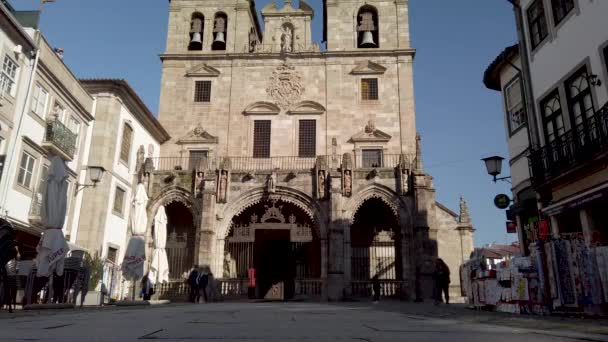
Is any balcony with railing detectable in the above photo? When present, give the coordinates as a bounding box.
[529,103,608,186]
[149,154,407,173]
[42,119,77,161]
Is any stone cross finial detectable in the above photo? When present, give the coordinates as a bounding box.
[459,196,471,224]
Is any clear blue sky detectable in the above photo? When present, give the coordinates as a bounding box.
[13,0,518,247]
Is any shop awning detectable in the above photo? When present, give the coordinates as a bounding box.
[542,182,608,216]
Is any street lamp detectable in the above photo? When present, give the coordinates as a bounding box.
[482,156,511,183]
[75,166,106,194]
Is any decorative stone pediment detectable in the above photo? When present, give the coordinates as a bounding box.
[243,101,281,115]
[185,63,221,77]
[350,120,392,143]
[350,60,387,75]
[177,124,218,145]
[287,101,326,115]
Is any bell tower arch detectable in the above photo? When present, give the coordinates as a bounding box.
[323,0,411,51]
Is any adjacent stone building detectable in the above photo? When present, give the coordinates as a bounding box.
[149,0,474,301]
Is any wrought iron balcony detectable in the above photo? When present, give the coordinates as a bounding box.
[150,154,408,173]
[42,119,77,161]
[529,103,608,186]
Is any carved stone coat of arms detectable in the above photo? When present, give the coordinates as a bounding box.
[266,63,305,110]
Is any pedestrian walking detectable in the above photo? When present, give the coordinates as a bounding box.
[371,275,381,303]
[187,266,199,303]
[140,274,154,301]
[196,268,209,303]
[433,258,450,305]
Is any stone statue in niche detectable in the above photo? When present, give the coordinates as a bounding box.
[194,172,204,198]
[401,169,410,195]
[318,170,326,200]
[267,172,277,193]
[343,170,352,197]
[281,25,293,53]
[217,170,228,203]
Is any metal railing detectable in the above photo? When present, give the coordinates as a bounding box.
[150,154,410,173]
[529,103,608,185]
[350,280,407,298]
[43,119,77,159]
[295,279,324,297]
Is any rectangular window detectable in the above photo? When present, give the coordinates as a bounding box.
[1,55,18,96]
[17,151,36,189]
[298,120,316,158]
[566,66,595,128]
[119,124,133,164]
[31,85,49,117]
[551,0,574,25]
[505,77,526,134]
[527,0,549,49]
[107,246,118,263]
[189,150,208,171]
[113,187,126,215]
[194,80,212,103]
[541,90,565,143]
[362,149,383,168]
[253,120,271,158]
[361,78,379,101]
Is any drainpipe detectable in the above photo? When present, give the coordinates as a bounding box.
[0,31,41,215]
[507,0,540,148]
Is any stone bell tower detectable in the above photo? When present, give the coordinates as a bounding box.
[323,0,411,51]
[163,0,262,54]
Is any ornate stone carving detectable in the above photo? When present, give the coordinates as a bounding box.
[217,170,229,203]
[317,170,326,200]
[194,172,204,198]
[280,24,294,53]
[177,124,219,145]
[401,169,409,195]
[266,63,305,110]
[267,172,277,193]
[343,170,352,197]
[261,200,285,223]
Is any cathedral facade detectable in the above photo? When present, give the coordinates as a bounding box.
[146,0,474,301]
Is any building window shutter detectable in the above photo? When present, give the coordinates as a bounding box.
[194,81,212,103]
[298,120,316,158]
[253,120,271,158]
[120,124,133,164]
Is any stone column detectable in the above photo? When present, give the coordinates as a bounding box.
[326,172,345,301]
[198,173,217,269]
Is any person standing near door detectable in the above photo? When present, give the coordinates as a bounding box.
[371,275,381,303]
[187,266,199,303]
[197,268,209,303]
[433,258,451,305]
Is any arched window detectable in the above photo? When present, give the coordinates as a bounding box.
[212,12,228,51]
[189,12,204,51]
[357,6,379,49]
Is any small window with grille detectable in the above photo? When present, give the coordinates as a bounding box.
[194,81,212,103]
[253,120,271,158]
[298,120,316,158]
[362,149,383,168]
[361,78,378,101]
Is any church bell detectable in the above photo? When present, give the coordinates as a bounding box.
[190,32,202,45]
[214,31,226,44]
[360,31,376,48]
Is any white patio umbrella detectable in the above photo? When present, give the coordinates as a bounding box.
[121,183,148,281]
[36,155,69,278]
[149,205,169,285]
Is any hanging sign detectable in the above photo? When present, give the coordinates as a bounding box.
[494,194,511,209]
[506,221,517,234]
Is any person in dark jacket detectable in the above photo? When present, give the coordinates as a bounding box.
[433,258,451,305]
[196,269,209,303]
[371,275,381,303]
[187,266,199,303]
